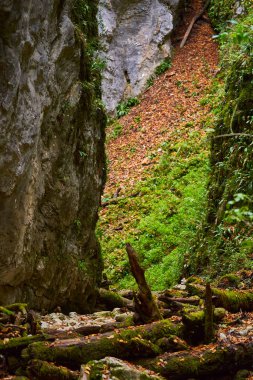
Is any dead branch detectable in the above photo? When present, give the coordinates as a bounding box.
[126,243,162,323]
[180,0,211,48]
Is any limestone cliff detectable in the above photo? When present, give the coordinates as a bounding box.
[0,0,106,312]
[98,0,183,113]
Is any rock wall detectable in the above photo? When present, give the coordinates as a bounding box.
[98,0,183,113]
[0,0,106,312]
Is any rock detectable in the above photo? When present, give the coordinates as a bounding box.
[0,1,106,312]
[80,357,164,380]
[98,0,183,113]
[219,332,228,342]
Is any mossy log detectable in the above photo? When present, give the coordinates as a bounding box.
[187,283,253,312]
[158,296,200,306]
[97,288,134,310]
[126,243,162,323]
[4,304,27,314]
[139,342,253,379]
[0,334,50,355]
[212,288,253,312]
[22,320,182,369]
[27,359,79,380]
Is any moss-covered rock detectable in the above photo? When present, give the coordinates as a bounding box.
[217,273,241,288]
[81,357,164,380]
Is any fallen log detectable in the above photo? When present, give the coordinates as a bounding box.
[139,342,253,379]
[126,243,162,323]
[187,283,253,312]
[0,335,50,355]
[27,359,79,380]
[158,296,200,306]
[22,319,183,369]
[97,288,134,310]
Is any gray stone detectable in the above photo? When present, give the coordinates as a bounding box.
[98,0,182,113]
[0,0,106,312]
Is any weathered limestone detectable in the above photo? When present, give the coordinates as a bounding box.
[98,0,183,113]
[0,0,106,311]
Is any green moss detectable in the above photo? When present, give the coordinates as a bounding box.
[188,8,253,279]
[23,320,182,369]
[98,288,129,309]
[213,288,253,312]
[0,306,15,316]
[217,273,240,288]
[0,335,48,354]
[98,130,209,290]
[28,359,78,380]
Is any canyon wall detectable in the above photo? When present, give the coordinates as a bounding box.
[0,0,106,312]
[98,0,183,113]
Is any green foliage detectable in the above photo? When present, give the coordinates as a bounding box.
[209,0,252,31]
[187,8,253,278]
[146,58,172,88]
[107,122,124,139]
[116,98,140,118]
[155,58,172,76]
[98,131,209,290]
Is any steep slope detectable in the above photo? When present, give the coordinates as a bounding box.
[0,0,105,311]
[98,0,218,288]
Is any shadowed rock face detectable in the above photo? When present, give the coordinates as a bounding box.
[0,0,106,312]
[98,0,182,113]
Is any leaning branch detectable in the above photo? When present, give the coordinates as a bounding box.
[212,133,253,139]
[180,0,211,48]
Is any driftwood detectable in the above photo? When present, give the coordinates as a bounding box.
[22,319,182,369]
[126,243,162,323]
[139,342,253,379]
[180,0,211,48]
